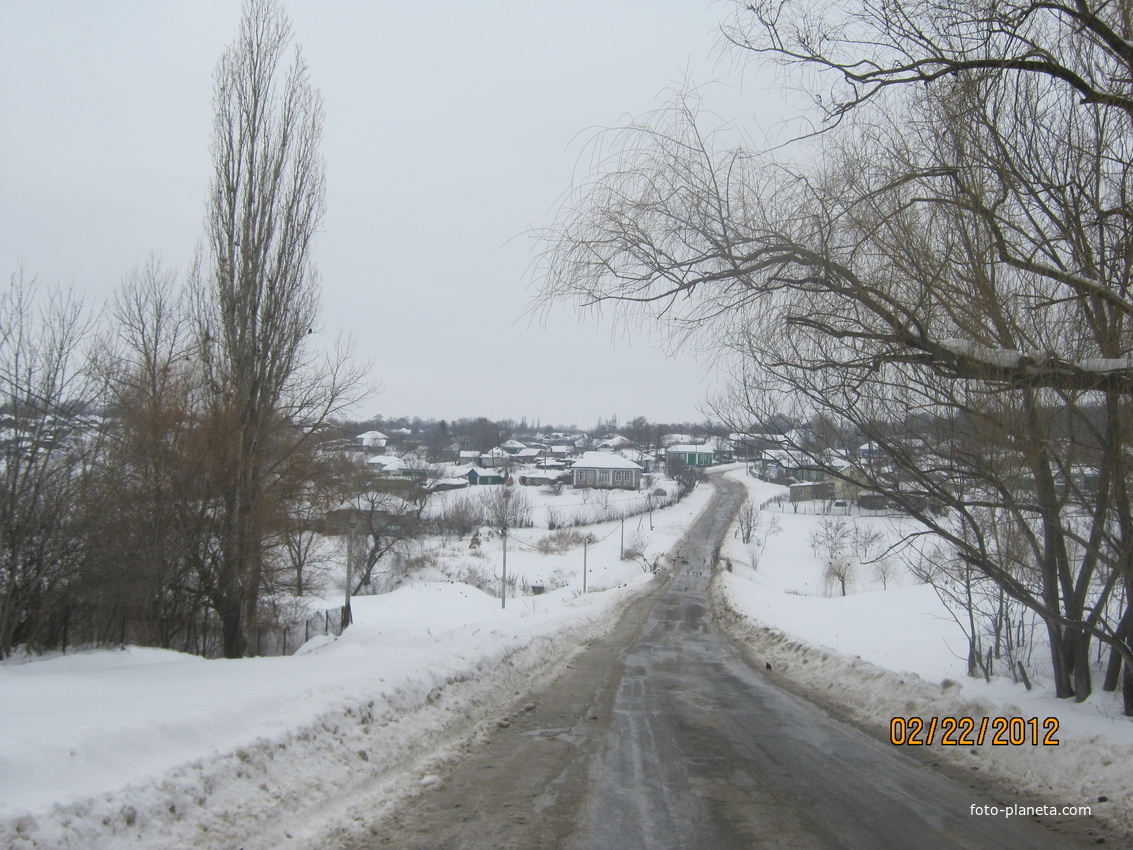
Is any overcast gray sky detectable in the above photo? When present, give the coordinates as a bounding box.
[1,1,793,429]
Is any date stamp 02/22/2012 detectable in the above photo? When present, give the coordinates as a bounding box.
[889,716,1060,747]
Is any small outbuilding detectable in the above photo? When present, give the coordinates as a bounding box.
[467,467,505,486]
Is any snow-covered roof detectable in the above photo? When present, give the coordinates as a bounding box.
[572,451,643,471]
[330,495,415,514]
[763,448,820,468]
[519,471,559,481]
[467,466,504,478]
[365,454,405,471]
[617,449,652,463]
[357,430,388,445]
[432,476,470,489]
[667,443,715,454]
[596,435,633,449]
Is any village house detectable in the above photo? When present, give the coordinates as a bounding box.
[356,430,389,453]
[703,435,734,462]
[518,470,566,487]
[365,454,405,474]
[571,451,644,490]
[325,495,417,536]
[481,446,513,468]
[828,464,869,501]
[595,434,634,451]
[617,448,655,473]
[666,443,716,467]
[759,448,826,482]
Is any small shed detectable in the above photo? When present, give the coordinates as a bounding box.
[467,467,505,486]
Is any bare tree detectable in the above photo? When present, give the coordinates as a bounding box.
[348,471,431,595]
[0,272,99,657]
[481,482,534,534]
[871,558,898,591]
[736,501,757,544]
[86,258,208,652]
[726,0,1133,122]
[191,0,366,657]
[823,557,855,598]
[535,0,1133,709]
[279,446,348,598]
[480,482,533,607]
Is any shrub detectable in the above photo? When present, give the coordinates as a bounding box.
[622,531,648,561]
[432,492,481,537]
[536,528,596,554]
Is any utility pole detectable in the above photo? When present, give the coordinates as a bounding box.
[501,527,508,609]
[343,515,355,630]
[583,540,588,593]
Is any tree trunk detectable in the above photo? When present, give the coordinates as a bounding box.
[1103,607,1132,692]
[1069,630,1092,702]
[218,596,245,658]
[1123,663,1133,718]
[1046,621,1074,698]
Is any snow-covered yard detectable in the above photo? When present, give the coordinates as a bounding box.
[0,481,711,850]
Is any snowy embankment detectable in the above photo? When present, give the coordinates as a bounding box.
[715,469,1133,835]
[0,483,713,850]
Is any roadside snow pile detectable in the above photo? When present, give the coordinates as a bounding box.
[716,469,1133,834]
[0,579,648,850]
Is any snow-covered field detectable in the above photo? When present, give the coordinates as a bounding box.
[717,468,1133,835]
[0,480,712,850]
[6,464,1133,846]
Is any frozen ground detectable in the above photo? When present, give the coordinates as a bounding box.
[0,481,711,850]
[716,468,1133,835]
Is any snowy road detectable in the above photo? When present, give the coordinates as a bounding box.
[346,474,1076,849]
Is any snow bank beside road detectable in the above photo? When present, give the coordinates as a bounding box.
[0,579,651,850]
[714,594,1133,835]
[716,468,1133,836]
